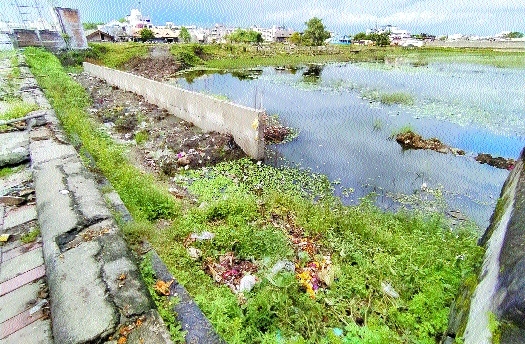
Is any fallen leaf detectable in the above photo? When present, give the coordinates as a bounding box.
[118,273,127,281]
[117,336,127,344]
[154,279,174,296]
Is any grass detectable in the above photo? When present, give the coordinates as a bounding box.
[87,42,525,73]
[0,101,39,122]
[20,229,40,244]
[28,47,485,343]
[0,166,24,178]
[362,90,415,106]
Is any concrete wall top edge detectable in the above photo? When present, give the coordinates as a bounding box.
[83,62,265,114]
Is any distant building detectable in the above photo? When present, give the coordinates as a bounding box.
[125,9,153,37]
[331,34,352,44]
[251,25,295,42]
[86,29,117,42]
[207,24,236,43]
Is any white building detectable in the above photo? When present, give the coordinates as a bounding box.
[207,24,236,43]
[367,25,411,39]
[125,9,152,36]
[251,25,295,42]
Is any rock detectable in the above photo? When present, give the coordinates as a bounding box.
[475,153,515,170]
[0,196,25,206]
[0,132,29,167]
[177,156,190,166]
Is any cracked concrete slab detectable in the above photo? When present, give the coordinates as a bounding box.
[47,240,118,343]
[34,163,78,241]
[99,234,152,318]
[3,205,37,231]
[29,139,77,166]
[0,132,29,167]
[67,174,112,223]
[126,310,174,344]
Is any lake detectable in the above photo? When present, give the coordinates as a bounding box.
[173,60,525,229]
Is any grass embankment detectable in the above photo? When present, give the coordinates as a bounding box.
[86,42,525,72]
[25,47,484,343]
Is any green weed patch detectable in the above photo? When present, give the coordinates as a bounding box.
[150,158,484,343]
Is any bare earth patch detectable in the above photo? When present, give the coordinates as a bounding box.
[73,72,246,179]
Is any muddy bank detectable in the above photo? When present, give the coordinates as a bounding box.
[396,131,515,170]
[396,130,465,155]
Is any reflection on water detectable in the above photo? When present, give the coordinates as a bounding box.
[173,61,525,229]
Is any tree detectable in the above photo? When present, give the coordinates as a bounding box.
[82,22,104,30]
[506,31,524,38]
[353,32,367,41]
[289,32,302,45]
[179,26,191,43]
[226,29,263,43]
[139,28,154,42]
[369,32,390,46]
[302,17,330,46]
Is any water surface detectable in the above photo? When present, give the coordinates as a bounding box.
[173,61,525,229]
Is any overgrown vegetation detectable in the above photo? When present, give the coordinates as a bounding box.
[87,42,525,72]
[145,158,484,343]
[140,254,186,342]
[0,101,39,131]
[0,165,24,178]
[26,47,486,343]
[24,48,177,221]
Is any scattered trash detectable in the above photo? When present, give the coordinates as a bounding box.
[0,234,10,242]
[29,299,48,315]
[59,189,69,195]
[270,260,295,276]
[187,247,202,260]
[332,328,344,337]
[475,153,516,170]
[238,274,257,293]
[381,281,400,298]
[204,252,258,293]
[190,231,215,240]
[296,257,333,299]
[395,131,465,156]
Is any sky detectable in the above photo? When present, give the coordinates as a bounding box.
[1,0,524,36]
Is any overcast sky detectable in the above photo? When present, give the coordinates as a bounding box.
[2,0,524,36]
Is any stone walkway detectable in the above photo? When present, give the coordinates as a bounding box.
[0,155,52,343]
[0,54,173,343]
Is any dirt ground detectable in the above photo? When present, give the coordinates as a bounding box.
[124,46,183,81]
[73,71,246,181]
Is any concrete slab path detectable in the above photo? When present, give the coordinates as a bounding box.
[0,53,175,343]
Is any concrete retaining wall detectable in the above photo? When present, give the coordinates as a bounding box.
[83,62,266,159]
